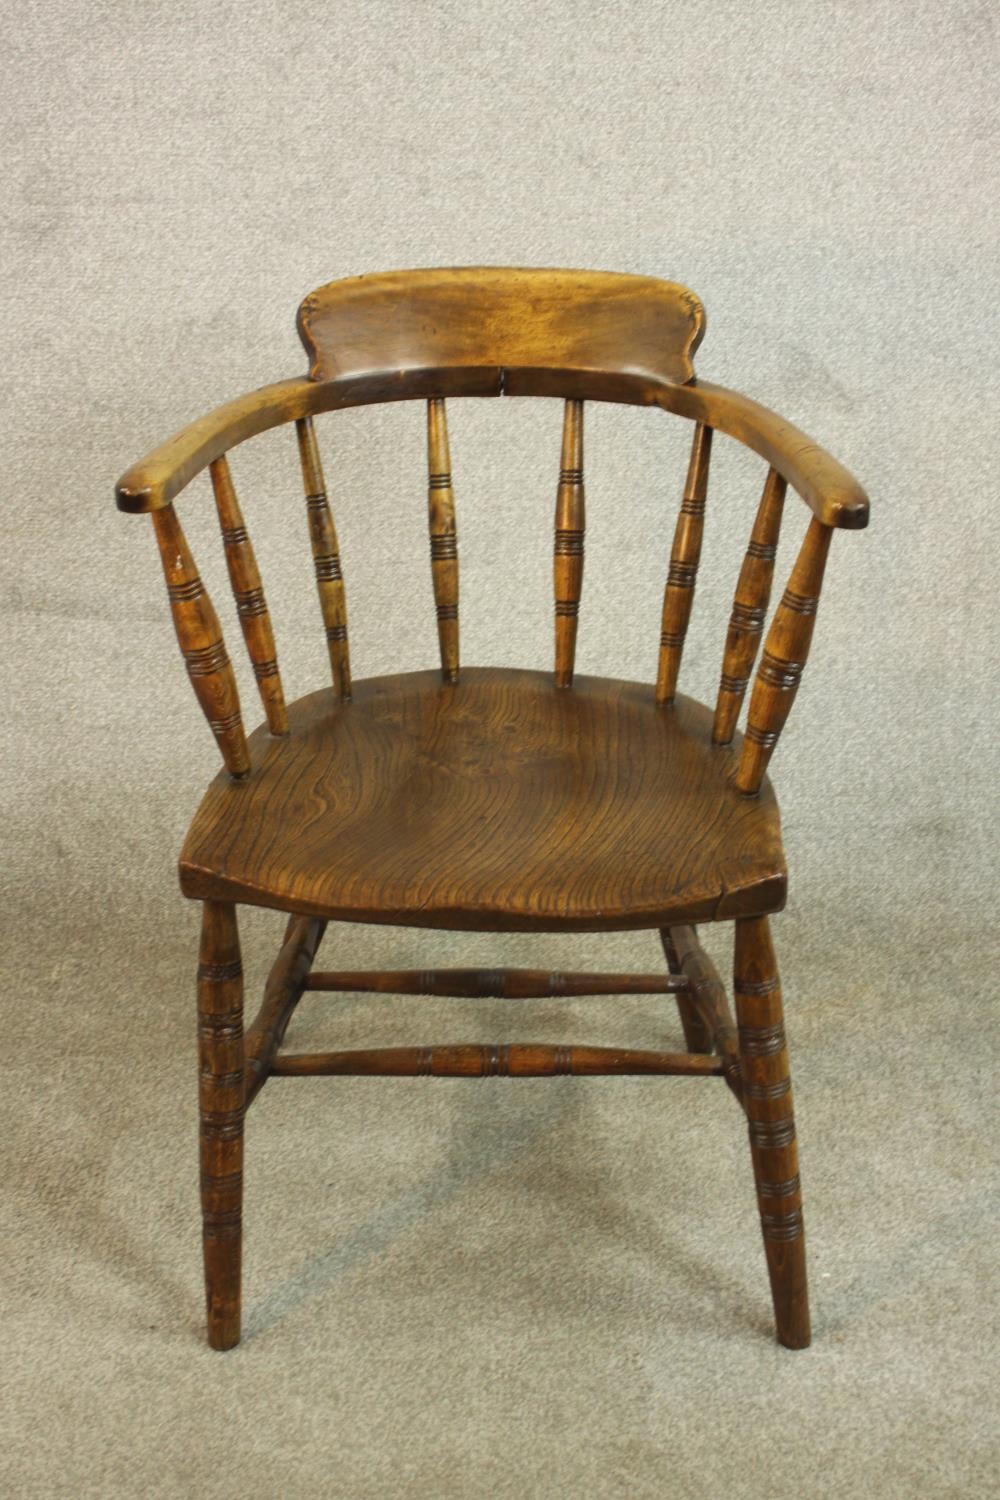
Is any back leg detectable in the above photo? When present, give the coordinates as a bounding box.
[660,926,713,1053]
[734,915,810,1349]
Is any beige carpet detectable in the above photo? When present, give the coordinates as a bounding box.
[3,1,998,1495]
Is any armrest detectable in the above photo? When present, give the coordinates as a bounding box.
[115,369,870,531]
[115,378,318,512]
[114,365,507,512]
[662,379,870,530]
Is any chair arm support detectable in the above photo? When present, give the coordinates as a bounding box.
[661,380,870,530]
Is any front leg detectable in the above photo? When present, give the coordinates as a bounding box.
[197,900,244,1349]
[734,915,810,1348]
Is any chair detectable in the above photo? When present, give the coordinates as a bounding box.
[115,268,869,1351]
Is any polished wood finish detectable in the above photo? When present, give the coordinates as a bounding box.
[244,915,326,1107]
[197,900,244,1350]
[662,925,743,1101]
[151,504,249,778]
[179,669,786,930]
[116,267,869,1350]
[271,1043,725,1079]
[736,518,832,795]
[656,423,712,704]
[296,416,351,699]
[115,376,867,530]
[554,400,585,686]
[713,467,786,745]
[297,267,705,388]
[661,926,713,1054]
[734,916,809,1349]
[210,455,288,736]
[426,398,459,682]
[303,967,687,997]
[116,273,867,530]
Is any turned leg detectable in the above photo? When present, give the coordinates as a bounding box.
[660,926,713,1053]
[197,900,244,1350]
[734,915,810,1349]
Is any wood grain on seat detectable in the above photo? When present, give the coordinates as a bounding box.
[180,668,786,930]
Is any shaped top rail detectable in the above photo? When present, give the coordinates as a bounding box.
[297,267,706,389]
[114,266,867,529]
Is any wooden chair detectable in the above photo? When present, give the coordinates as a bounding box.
[115,268,869,1351]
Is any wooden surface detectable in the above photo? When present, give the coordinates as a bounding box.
[662,924,743,1100]
[115,372,868,529]
[270,1044,727,1079]
[656,422,712,704]
[713,467,786,745]
[426,398,460,681]
[736,517,832,795]
[553,399,585,686]
[295,417,351,699]
[115,372,869,531]
[151,504,249,778]
[297,266,705,387]
[210,455,288,736]
[114,267,867,531]
[662,926,713,1054]
[302,967,688,997]
[180,668,786,930]
[197,900,243,1351]
[244,914,325,1107]
[113,267,862,1350]
[735,915,810,1349]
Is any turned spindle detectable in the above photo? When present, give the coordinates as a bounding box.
[210,455,288,736]
[271,1043,725,1079]
[427,398,459,682]
[713,467,786,745]
[303,967,688,998]
[554,399,585,687]
[736,518,832,794]
[151,504,249,777]
[656,422,713,705]
[295,416,351,699]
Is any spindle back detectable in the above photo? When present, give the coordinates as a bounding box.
[117,269,868,797]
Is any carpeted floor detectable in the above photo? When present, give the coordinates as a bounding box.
[3,2,998,1496]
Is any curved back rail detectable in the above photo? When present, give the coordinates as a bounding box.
[116,268,868,790]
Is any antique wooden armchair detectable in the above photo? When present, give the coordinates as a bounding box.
[115,268,869,1351]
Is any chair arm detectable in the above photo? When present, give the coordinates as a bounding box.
[115,378,319,513]
[115,371,870,531]
[662,379,870,530]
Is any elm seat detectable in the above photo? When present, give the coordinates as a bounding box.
[179,667,786,930]
[114,266,869,1354]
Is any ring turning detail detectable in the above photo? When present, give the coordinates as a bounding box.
[114,266,869,1352]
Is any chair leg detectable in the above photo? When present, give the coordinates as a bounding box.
[197,900,244,1350]
[733,915,810,1349]
[659,926,713,1053]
